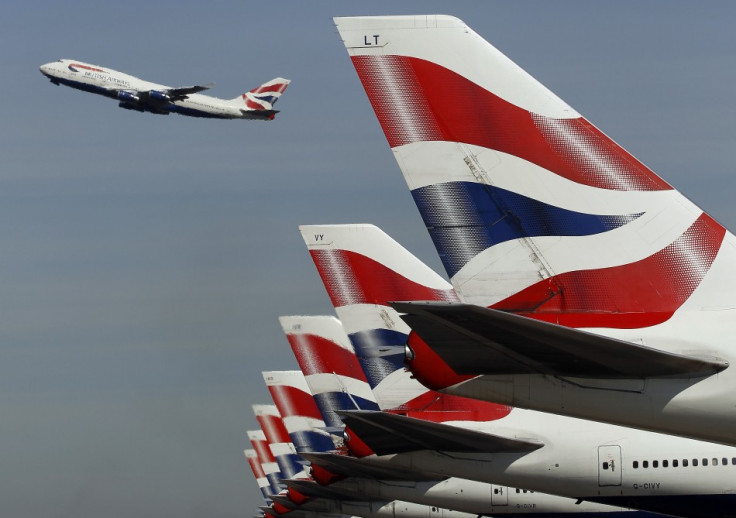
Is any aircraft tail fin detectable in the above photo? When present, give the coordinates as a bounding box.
[245,449,275,500]
[299,223,513,423]
[253,404,307,479]
[248,429,284,494]
[279,315,380,429]
[239,77,290,119]
[334,15,735,330]
[263,370,336,454]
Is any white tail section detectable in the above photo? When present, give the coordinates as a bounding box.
[334,15,736,335]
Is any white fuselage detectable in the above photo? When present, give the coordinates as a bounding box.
[40,59,256,119]
[294,495,640,518]
[323,477,646,516]
[347,406,736,518]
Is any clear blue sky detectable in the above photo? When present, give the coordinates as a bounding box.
[4,1,736,516]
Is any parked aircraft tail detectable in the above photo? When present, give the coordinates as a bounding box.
[279,315,380,429]
[300,223,511,421]
[253,404,306,480]
[248,429,284,494]
[334,15,735,331]
[245,449,275,500]
[263,370,336,454]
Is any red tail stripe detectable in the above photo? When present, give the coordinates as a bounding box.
[268,385,324,421]
[493,212,726,328]
[352,55,671,192]
[246,455,267,479]
[256,414,292,445]
[251,437,277,463]
[249,84,287,94]
[287,333,370,382]
[310,249,459,308]
[244,97,266,109]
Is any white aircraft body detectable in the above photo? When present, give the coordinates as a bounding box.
[39,59,289,119]
[267,369,638,518]
[293,223,736,518]
[334,15,736,446]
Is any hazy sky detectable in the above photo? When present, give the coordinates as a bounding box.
[4,1,736,517]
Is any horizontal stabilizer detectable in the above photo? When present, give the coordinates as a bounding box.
[394,302,728,379]
[282,478,362,500]
[339,410,542,455]
[300,452,442,481]
[260,506,280,518]
[270,494,299,510]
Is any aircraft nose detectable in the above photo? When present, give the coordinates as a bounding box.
[39,63,52,76]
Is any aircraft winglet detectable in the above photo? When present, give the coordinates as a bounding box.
[338,410,542,455]
[394,301,729,379]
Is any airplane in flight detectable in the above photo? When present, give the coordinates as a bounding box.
[334,15,736,446]
[39,59,289,119]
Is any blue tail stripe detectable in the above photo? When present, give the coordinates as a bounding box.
[312,392,380,428]
[412,181,642,278]
[254,94,278,104]
[274,452,303,479]
[265,472,282,493]
[348,329,409,388]
[288,429,335,454]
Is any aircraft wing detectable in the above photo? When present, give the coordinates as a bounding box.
[338,410,542,456]
[394,302,728,379]
[131,83,216,105]
[299,452,442,481]
[163,83,215,100]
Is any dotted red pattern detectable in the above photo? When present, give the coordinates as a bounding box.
[352,54,671,192]
[286,332,370,382]
[309,249,459,308]
[256,413,291,445]
[493,213,726,328]
[268,384,324,421]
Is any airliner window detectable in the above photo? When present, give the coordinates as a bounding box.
[713,458,718,466]
[653,460,659,468]
[602,462,609,470]
[633,461,639,469]
[663,460,668,468]
[732,457,736,465]
[723,457,728,465]
[683,459,689,467]
[693,459,699,466]
[643,461,649,468]
[703,458,708,466]
[673,460,679,467]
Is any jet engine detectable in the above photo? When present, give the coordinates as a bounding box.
[117,90,139,104]
[148,90,171,102]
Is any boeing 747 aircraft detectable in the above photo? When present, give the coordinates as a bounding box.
[39,59,289,120]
